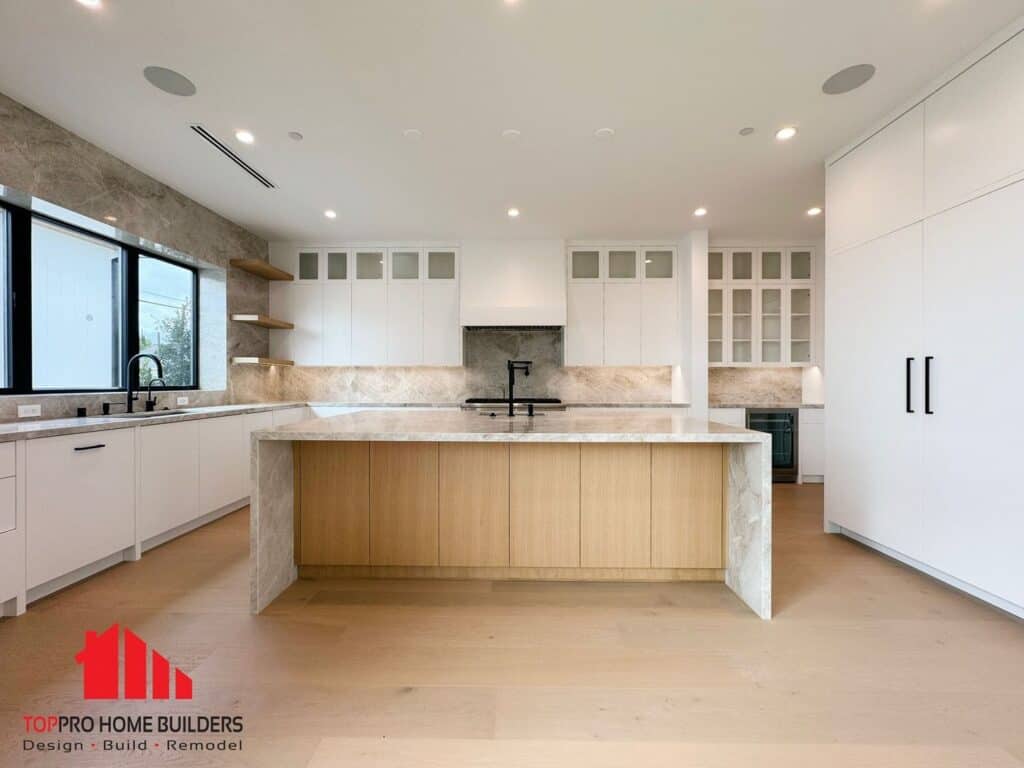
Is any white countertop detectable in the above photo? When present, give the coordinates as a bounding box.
[256,408,768,443]
[0,402,306,443]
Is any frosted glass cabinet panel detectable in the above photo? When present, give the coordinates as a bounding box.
[731,288,753,362]
[298,250,319,281]
[761,288,782,363]
[760,250,783,281]
[731,251,754,281]
[789,288,812,363]
[644,250,673,279]
[327,251,347,280]
[570,250,601,280]
[427,251,456,280]
[708,251,724,282]
[356,251,385,280]
[708,288,723,363]
[789,249,813,281]
[390,251,420,280]
[608,250,638,280]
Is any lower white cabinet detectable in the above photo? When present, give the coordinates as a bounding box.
[798,408,825,482]
[199,415,249,513]
[26,430,135,589]
[138,421,200,541]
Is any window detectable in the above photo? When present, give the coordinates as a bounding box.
[0,201,200,394]
[31,219,124,390]
[0,210,9,389]
[137,256,196,388]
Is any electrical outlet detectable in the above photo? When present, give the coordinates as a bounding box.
[18,404,41,418]
[176,396,189,406]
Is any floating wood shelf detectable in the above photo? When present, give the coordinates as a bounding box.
[229,259,294,281]
[231,357,294,367]
[231,314,295,330]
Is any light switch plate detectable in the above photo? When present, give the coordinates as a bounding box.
[18,404,41,418]
[176,396,189,406]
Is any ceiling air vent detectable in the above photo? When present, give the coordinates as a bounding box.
[189,125,275,189]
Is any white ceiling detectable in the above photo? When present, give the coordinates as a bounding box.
[1,1,1022,244]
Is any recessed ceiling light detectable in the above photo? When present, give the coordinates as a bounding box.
[324,209,337,219]
[822,64,876,95]
[403,128,423,139]
[142,66,197,97]
[807,207,823,216]
[76,0,101,8]
[693,207,708,217]
[739,127,755,136]
[507,207,520,218]
[775,126,798,141]
[103,215,117,222]
[501,128,521,140]
[288,131,304,142]
[235,129,255,145]
[594,127,615,139]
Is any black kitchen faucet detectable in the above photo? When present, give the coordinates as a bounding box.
[506,360,532,417]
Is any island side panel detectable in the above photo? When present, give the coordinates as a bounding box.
[250,437,298,613]
[725,438,773,619]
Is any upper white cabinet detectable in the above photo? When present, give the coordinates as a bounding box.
[827,104,925,254]
[710,246,817,366]
[925,30,1024,216]
[271,244,460,367]
[26,430,136,589]
[565,245,680,367]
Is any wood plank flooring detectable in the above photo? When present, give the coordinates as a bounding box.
[1,484,1023,767]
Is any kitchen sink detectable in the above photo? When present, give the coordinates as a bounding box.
[108,409,188,419]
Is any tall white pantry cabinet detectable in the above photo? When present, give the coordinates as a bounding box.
[825,24,1024,616]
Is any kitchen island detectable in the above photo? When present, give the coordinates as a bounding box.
[250,409,773,618]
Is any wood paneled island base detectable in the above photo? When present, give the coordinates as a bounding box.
[251,409,772,618]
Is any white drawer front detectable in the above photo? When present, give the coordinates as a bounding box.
[27,429,135,589]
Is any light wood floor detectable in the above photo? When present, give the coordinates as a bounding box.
[2,484,1023,767]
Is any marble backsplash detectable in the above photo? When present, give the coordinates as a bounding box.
[708,367,803,406]
[252,328,673,404]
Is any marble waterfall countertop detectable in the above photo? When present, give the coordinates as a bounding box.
[0,402,306,443]
[255,408,768,443]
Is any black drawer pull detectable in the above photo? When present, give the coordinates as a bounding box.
[74,443,106,452]
[925,356,934,415]
[905,357,915,413]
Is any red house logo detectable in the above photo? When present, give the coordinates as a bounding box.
[75,624,193,700]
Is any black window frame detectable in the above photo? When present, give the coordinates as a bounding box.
[0,199,200,395]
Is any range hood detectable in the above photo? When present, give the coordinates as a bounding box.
[459,239,567,327]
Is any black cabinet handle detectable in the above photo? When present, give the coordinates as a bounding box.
[74,443,106,452]
[925,356,934,414]
[905,357,915,413]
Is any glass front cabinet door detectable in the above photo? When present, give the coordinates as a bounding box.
[730,288,753,363]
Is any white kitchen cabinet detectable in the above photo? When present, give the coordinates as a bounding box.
[602,283,642,366]
[925,30,1024,216]
[708,408,746,428]
[351,250,388,365]
[423,283,460,365]
[199,415,248,514]
[26,429,135,589]
[798,408,825,482]
[788,287,814,365]
[322,282,352,366]
[246,410,275,433]
[708,287,724,364]
[727,249,755,283]
[0,449,22,616]
[565,284,604,366]
[640,281,678,365]
[918,180,1024,607]
[826,104,924,254]
[0,476,13,535]
[269,282,323,365]
[826,224,924,561]
[138,420,200,542]
[387,283,423,365]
